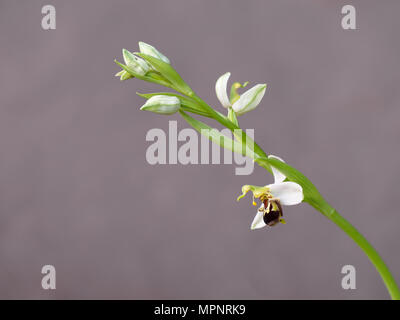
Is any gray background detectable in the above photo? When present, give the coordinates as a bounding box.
[0,0,399,299]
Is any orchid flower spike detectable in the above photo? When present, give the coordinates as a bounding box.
[237,155,304,230]
[215,72,267,116]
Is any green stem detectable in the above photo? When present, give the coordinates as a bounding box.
[257,151,400,299]
[182,92,400,299]
[187,92,271,173]
[312,203,400,299]
[133,66,400,299]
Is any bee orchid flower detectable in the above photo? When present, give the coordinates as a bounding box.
[115,42,400,299]
[215,72,267,116]
[237,155,304,229]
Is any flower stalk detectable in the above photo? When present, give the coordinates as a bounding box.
[329,209,400,300]
[114,42,400,299]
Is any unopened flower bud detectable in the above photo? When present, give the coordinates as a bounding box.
[138,41,170,64]
[122,49,150,76]
[140,95,180,115]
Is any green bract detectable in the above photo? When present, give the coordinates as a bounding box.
[179,110,256,159]
[136,53,194,96]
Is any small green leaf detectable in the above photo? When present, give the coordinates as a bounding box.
[179,110,256,159]
[186,95,268,161]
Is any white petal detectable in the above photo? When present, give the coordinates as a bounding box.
[251,211,267,230]
[268,155,286,183]
[138,41,170,64]
[215,72,232,108]
[268,182,303,206]
[232,84,266,115]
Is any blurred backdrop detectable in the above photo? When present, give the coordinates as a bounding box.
[0,0,399,299]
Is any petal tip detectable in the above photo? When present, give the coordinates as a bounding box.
[215,72,232,109]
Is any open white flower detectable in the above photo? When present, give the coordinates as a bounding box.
[237,155,303,230]
[215,72,267,116]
